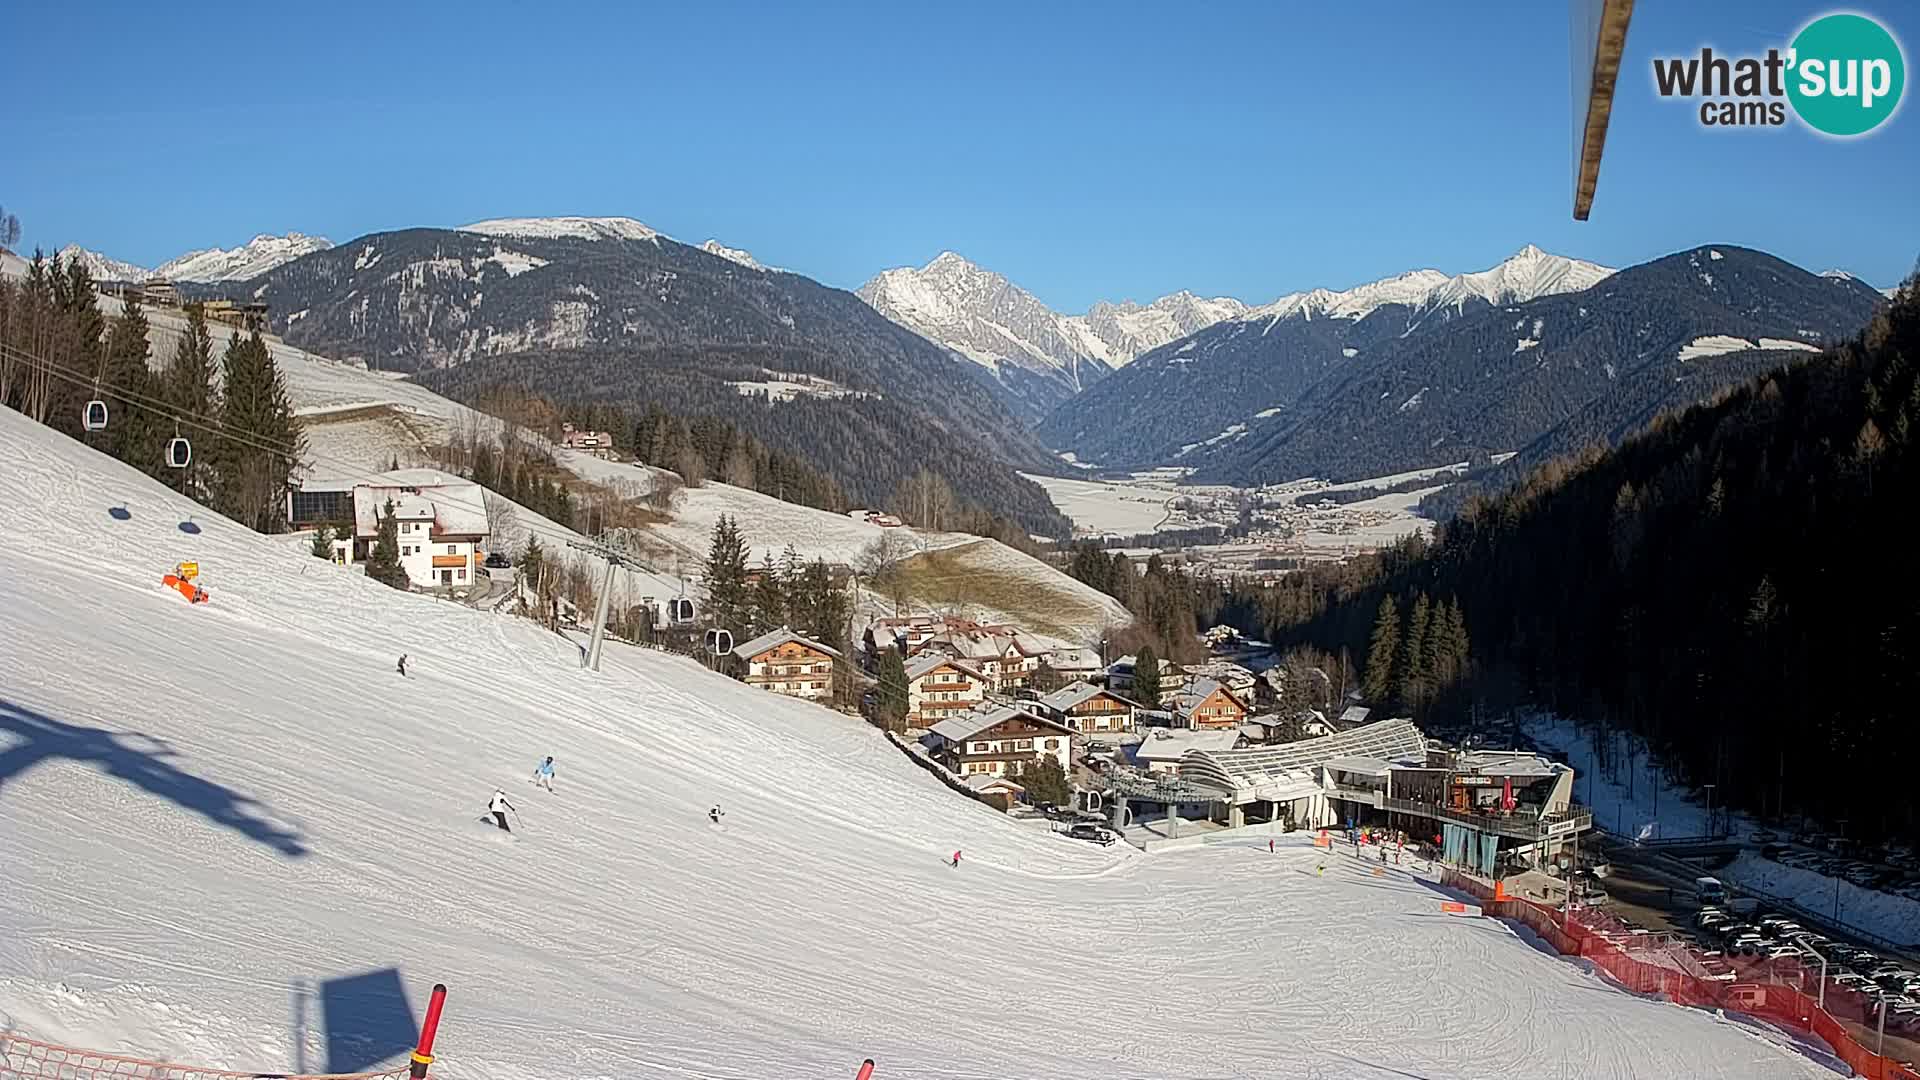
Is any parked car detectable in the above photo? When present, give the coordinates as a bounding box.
[1752,829,1781,844]
[1064,822,1116,846]
[484,552,512,569]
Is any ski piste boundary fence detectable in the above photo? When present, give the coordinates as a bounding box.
[1,986,453,1080]
[1,1036,880,1080]
[1444,870,1920,1080]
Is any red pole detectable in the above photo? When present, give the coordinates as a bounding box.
[409,984,448,1079]
[854,1059,875,1080]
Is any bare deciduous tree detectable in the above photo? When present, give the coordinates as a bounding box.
[856,530,923,614]
[645,470,684,512]
[483,491,521,555]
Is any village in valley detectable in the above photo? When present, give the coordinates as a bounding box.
[273,389,1592,875]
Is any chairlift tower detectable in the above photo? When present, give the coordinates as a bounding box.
[567,539,650,672]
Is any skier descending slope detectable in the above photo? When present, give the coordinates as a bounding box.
[530,756,556,792]
[396,653,409,677]
[708,805,724,825]
[486,789,516,832]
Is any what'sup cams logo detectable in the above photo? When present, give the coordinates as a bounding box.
[1653,12,1905,136]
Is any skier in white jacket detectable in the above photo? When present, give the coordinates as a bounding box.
[487,789,516,832]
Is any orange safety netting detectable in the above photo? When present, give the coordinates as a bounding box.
[1444,869,1920,1080]
[0,1035,416,1080]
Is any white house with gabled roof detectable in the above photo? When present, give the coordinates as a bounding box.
[349,469,490,591]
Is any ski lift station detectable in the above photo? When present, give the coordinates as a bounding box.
[1105,719,1592,870]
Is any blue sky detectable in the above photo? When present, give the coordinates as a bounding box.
[3,0,1914,310]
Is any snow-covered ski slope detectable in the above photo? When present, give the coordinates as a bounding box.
[0,410,1832,1079]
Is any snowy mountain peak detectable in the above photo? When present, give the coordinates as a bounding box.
[858,252,1250,411]
[1243,248,1612,325]
[153,232,333,282]
[460,216,664,244]
[54,245,150,283]
[699,239,766,271]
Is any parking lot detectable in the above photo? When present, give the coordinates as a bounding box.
[1761,836,1920,903]
[1583,835,1920,1067]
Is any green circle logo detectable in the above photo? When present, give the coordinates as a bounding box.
[1788,13,1906,136]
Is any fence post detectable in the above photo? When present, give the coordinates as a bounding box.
[855,1059,875,1079]
[410,984,448,1079]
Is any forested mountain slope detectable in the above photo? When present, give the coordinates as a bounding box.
[223,223,1070,534]
[1266,276,1919,836]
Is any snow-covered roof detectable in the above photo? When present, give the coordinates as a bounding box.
[351,471,489,539]
[905,651,986,683]
[929,705,1071,743]
[1049,647,1101,671]
[732,627,843,661]
[1178,719,1428,796]
[1457,750,1562,779]
[962,773,1023,794]
[1339,705,1372,725]
[1038,681,1138,713]
[1171,676,1246,717]
[1133,727,1242,762]
[1326,755,1394,778]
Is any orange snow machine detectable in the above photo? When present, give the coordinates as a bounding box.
[163,561,209,604]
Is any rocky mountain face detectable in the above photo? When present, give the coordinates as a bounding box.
[856,252,1245,423]
[54,244,148,283]
[52,233,332,285]
[156,233,332,282]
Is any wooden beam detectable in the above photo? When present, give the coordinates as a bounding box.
[1573,0,1636,221]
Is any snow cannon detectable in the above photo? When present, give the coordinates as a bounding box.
[162,561,209,604]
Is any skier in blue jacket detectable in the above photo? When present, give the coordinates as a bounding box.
[530,756,556,792]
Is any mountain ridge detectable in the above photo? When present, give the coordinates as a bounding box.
[222,224,1073,533]
[1199,245,1887,488]
[856,251,1246,421]
[1037,245,1616,468]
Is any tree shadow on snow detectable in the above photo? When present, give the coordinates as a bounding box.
[0,698,309,857]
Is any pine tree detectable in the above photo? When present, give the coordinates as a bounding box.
[1399,593,1433,709]
[213,331,302,532]
[703,514,752,632]
[518,535,547,615]
[364,500,409,590]
[1132,644,1162,706]
[1361,595,1400,704]
[805,560,852,655]
[101,295,162,474]
[1435,598,1470,689]
[862,627,880,671]
[1016,755,1072,807]
[162,303,218,500]
[876,645,910,731]
[310,524,334,559]
[1032,657,1064,695]
[751,553,787,635]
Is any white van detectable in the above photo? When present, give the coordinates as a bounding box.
[1695,876,1729,905]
